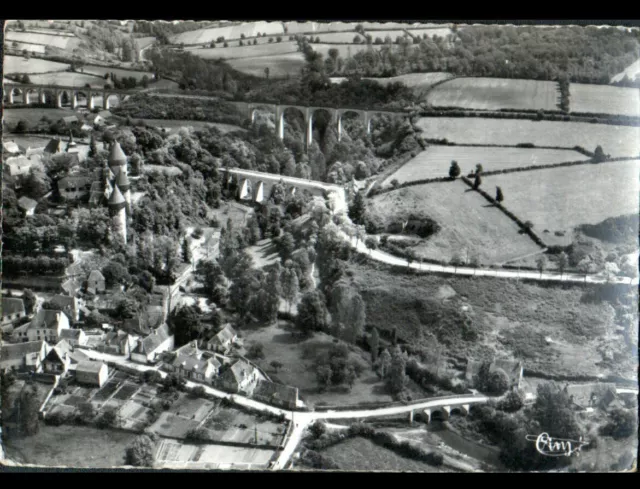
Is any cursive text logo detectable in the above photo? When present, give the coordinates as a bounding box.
[525,433,589,457]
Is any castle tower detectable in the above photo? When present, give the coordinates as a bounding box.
[115,168,131,211]
[108,141,128,177]
[108,184,127,244]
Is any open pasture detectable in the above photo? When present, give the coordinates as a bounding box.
[314,32,365,43]
[415,117,640,158]
[405,28,454,39]
[284,21,360,34]
[365,30,411,40]
[426,77,560,111]
[367,180,542,265]
[312,43,376,59]
[226,53,305,78]
[190,41,298,60]
[3,55,70,74]
[483,159,640,246]
[3,108,83,127]
[170,22,284,45]
[26,72,107,88]
[382,146,587,184]
[569,83,640,117]
[4,41,47,54]
[367,72,453,90]
[5,31,80,50]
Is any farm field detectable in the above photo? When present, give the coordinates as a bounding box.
[405,28,454,39]
[189,41,298,60]
[170,22,284,45]
[349,259,632,380]
[313,32,366,43]
[364,30,412,40]
[139,119,245,133]
[3,108,82,127]
[319,436,445,472]
[135,36,157,50]
[26,72,107,88]
[363,22,448,30]
[368,72,454,91]
[3,55,70,74]
[367,180,542,265]
[415,117,640,158]
[284,21,359,34]
[569,83,640,117]
[382,146,587,184]
[483,159,640,246]
[5,31,80,50]
[611,59,640,84]
[4,42,47,54]
[2,425,137,468]
[79,65,155,82]
[226,54,306,78]
[312,43,376,59]
[426,77,560,111]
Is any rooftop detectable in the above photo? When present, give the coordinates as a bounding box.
[2,297,26,317]
[0,341,45,363]
[76,360,107,374]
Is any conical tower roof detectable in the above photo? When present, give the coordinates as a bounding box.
[115,168,130,191]
[108,141,127,167]
[108,184,126,206]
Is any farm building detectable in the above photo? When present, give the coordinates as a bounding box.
[1,297,27,329]
[61,278,83,296]
[0,341,47,373]
[75,361,109,387]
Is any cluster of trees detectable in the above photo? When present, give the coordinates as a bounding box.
[474,361,510,395]
[558,74,570,112]
[322,25,640,84]
[314,343,364,392]
[2,254,68,276]
[103,72,148,90]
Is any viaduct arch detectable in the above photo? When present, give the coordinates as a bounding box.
[4,82,129,110]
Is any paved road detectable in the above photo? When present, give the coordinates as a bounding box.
[75,348,489,470]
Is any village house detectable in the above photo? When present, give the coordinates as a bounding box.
[17,196,38,217]
[61,277,83,297]
[59,115,80,127]
[86,113,105,127]
[0,341,47,373]
[49,294,80,322]
[42,345,71,375]
[54,339,90,367]
[565,383,624,413]
[203,324,239,354]
[43,137,63,155]
[75,361,109,387]
[253,380,300,410]
[130,324,174,364]
[1,297,27,330]
[12,309,71,344]
[87,270,106,294]
[58,328,88,347]
[4,155,34,178]
[163,340,224,385]
[217,358,265,395]
[58,174,93,201]
[97,330,139,357]
[123,309,164,337]
[3,140,23,156]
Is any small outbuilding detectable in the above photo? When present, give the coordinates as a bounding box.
[75,360,109,387]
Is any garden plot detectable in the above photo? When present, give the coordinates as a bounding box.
[155,439,274,468]
[483,159,640,246]
[426,77,560,111]
[382,146,587,184]
[416,117,640,158]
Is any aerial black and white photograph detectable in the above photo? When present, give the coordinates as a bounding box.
[0,18,638,473]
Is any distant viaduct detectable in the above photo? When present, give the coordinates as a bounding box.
[3,82,131,110]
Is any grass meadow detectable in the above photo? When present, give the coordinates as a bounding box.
[570,83,640,117]
[426,77,560,111]
[382,146,587,184]
[415,117,640,157]
[4,55,70,74]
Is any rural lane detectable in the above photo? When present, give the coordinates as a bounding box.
[75,348,490,470]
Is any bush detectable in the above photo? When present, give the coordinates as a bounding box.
[44,412,68,426]
[497,389,525,412]
[301,449,340,469]
[486,369,510,395]
[190,385,206,398]
[310,420,327,438]
[601,408,637,439]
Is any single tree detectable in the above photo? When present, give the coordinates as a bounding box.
[475,163,484,175]
[369,327,380,363]
[22,289,37,314]
[264,67,270,79]
[365,236,377,256]
[496,186,504,203]
[248,343,265,360]
[125,434,156,467]
[316,364,332,391]
[557,252,568,279]
[281,267,300,314]
[473,174,482,190]
[296,290,329,336]
[348,191,366,225]
[377,349,392,378]
[536,255,547,278]
[89,134,98,158]
[593,145,606,163]
[18,383,40,435]
[270,360,284,373]
[345,365,357,391]
[182,237,193,264]
[386,347,407,394]
[449,160,461,179]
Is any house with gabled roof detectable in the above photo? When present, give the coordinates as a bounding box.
[49,294,80,322]
[42,345,71,375]
[130,324,174,364]
[253,380,300,410]
[217,358,265,395]
[0,341,47,373]
[58,328,87,347]
[58,174,93,201]
[44,138,63,155]
[75,361,109,387]
[87,270,106,294]
[1,297,26,329]
[163,342,222,385]
[61,278,83,297]
[564,383,623,413]
[97,330,139,357]
[12,309,70,344]
[204,324,238,354]
[4,155,34,177]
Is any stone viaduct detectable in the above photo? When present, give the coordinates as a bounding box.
[229,101,409,150]
[221,167,346,208]
[3,82,131,110]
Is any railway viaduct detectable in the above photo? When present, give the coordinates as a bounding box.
[3,82,131,110]
[229,101,409,150]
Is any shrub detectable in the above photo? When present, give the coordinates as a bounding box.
[301,449,340,469]
[497,389,525,412]
[44,412,68,426]
[190,385,206,398]
[310,420,327,438]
